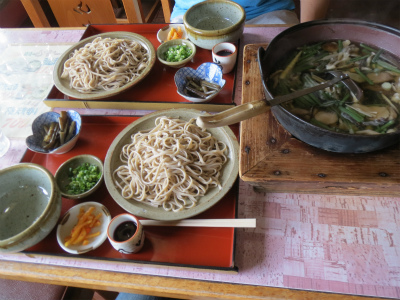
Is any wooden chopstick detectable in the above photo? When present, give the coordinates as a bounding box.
[140,218,256,228]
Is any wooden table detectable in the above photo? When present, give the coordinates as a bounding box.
[0,260,380,300]
[0,26,399,300]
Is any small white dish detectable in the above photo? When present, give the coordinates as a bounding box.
[174,62,225,103]
[56,201,111,254]
[157,24,188,43]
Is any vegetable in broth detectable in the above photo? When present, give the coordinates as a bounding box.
[268,40,400,135]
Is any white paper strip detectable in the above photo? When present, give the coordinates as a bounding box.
[140,218,256,228]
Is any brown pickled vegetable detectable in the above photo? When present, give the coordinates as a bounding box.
[65,121,76,142]
[184,77,221,99]
[42,111,76,150]
[59,111,68,131]
[43,122,57,143]
[43,122,59,150]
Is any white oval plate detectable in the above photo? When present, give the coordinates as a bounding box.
[56,202,111,254]
[104,108,239,221]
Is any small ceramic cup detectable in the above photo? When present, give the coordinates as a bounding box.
[107,214,145,254]
[212,42,238,74]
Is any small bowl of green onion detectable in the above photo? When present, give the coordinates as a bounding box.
[55,154,104,200]
[156,39,196,68]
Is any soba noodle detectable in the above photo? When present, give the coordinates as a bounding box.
[61,37,150,93]
[113,117,228,212]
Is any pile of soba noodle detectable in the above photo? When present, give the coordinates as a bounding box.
[61,37,150,93]
[113,117,228,212]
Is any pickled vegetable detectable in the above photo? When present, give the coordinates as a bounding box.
[167,27,183,41]
[42,111,76,150]
[184,76,221,99]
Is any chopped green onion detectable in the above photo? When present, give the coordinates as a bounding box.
[65,162,102,195]
[319,99,339,107]
[293,96,314,109]
[338,40,343,52]
[339,92,351,105]
[348,55,369,63]
[339,106,365,123]
[377,60,400,74]
[163,44,192,62]
[360,43,378,53]
[377,120,395,133]
[354,67,374,85]
[372,48,383,63]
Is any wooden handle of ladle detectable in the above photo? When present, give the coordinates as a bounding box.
[196,72,353,129]
[196,100,269,128]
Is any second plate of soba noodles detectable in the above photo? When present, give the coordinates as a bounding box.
[104,108,239,221]
[53,32,156,100]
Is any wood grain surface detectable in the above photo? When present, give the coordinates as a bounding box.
[0,260,383,300]
[239,44,400,196]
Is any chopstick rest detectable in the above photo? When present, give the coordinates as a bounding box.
[140,218,256,228]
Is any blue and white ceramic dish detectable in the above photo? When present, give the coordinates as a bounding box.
[26,110,81,154]
[174,62,225,103]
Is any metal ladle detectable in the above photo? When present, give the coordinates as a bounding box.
[196,71,364,128]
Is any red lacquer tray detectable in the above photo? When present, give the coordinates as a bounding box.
[44,24,237,112]
[20,115,238,272]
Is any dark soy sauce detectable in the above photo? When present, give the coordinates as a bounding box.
[216,50,233,56]
[114,221,137,242]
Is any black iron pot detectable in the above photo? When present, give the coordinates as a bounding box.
[258,19,400,153]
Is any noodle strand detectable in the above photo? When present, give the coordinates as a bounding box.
[62,37,149,93]
[113,117,228,212]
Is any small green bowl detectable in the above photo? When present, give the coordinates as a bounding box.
[55,155,104,200]
[183,0,245,50]
[156,39,196,68]
[0,163,62,253]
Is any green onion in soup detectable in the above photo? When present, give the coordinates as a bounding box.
[268,40,400,135]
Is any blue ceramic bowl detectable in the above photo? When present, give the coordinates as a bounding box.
[26,110,81,154]
[174,62,226,103]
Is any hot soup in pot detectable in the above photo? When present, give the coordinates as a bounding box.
[268,40,400,135]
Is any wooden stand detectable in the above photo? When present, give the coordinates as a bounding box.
[239,44,400,197]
